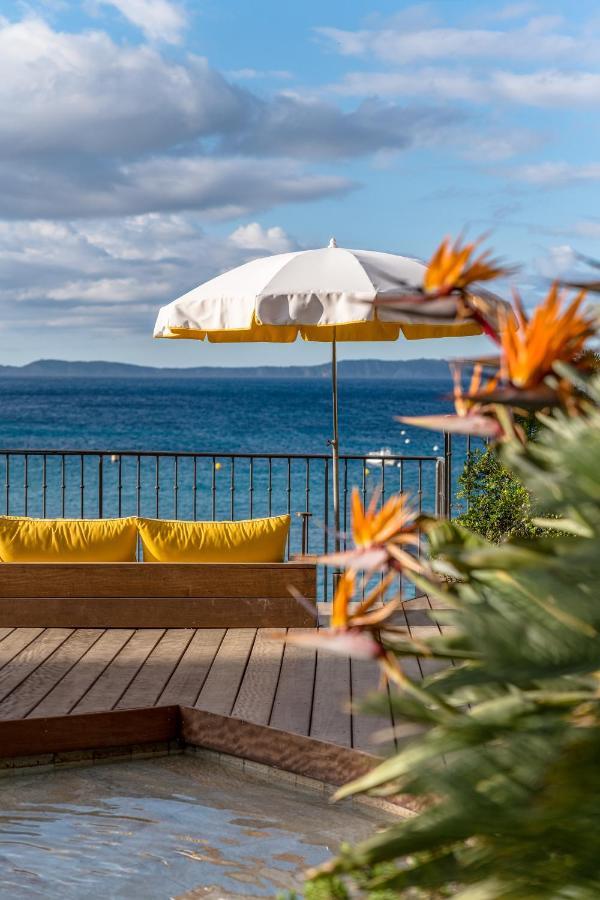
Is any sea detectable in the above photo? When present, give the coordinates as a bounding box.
[0,376,453,455]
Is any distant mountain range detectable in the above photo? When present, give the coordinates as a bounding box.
[0,358,452,380]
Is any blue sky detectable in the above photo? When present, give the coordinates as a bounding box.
[1,0,599,366]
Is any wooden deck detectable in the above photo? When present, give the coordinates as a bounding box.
[0,596,445,757]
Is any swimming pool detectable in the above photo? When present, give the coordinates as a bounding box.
[0,753,391,898]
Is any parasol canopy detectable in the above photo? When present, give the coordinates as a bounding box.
[153,240,510,547]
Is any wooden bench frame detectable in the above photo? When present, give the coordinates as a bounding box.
[0,562,317,628]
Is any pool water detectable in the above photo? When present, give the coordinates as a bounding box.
[0,755,390,898]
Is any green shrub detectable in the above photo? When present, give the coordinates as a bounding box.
[456,446,539,542]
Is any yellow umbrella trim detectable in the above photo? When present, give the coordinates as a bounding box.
[164,316,482,344]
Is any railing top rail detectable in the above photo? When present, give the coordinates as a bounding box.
[0,448,442,462]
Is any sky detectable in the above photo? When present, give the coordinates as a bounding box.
[1,0,600,367]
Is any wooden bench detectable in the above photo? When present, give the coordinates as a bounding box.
[0,562,317,628]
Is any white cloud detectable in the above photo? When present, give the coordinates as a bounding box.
[0,155,353,220]
[330,68,485,102]
[98,0,187,43]
[0,16,465,173]
[0,14,356,220]
[534,244,576,279]
[1,16,476,220]
[491,70,600,107]
[509,162,600,186]
[316,19,592,65]
[45,277,172,303]
[228,223,296,253]
[570,220,600,239]
[330,66,600,110]
[488,3,539,21]
[0,214,299,332]
[228,68,293,81]
[0,18,249,159]
[222,93,467,160]
[318,15,600,110]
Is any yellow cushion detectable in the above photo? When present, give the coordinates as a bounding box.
[137,515,290,563]
[0,517,138,563]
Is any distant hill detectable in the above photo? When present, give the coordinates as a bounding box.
[0,358,452,380]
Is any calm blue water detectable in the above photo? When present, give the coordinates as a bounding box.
[0,376,453,455]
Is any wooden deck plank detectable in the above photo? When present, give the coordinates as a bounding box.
[0,627,45,670]
[196,628,256,716]
[0,628,14,643]
[30,630,134,718]
[403,594,435,609]
[350,657,394,755]
[269,629,316,737]
[408,623,449,680]
[0,622,448,759]
[0,629,102,719]
[310,648,351,748]
[0,629,72,703]
[71,629,165,714]
[231,629,286,726]
[116,629,194,709]
[158,629,225,707]
[391,606,430,683]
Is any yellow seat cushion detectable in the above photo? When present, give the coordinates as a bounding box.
[137,515,290,563]
[0,517,138,563]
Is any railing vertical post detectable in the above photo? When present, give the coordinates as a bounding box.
[267,458,273,517]
[4,454,9,515]
[444,431,452,519]
[435,457,446,518]
[298,511,311,556]
[249,458,254,519]
[323,458,329,602]
[42,454,47,518]
[285,458,292,560]
[98,455,103,518]
[192,456,197,520]
[230,457,235,519]
[304,459,310,555]
[61,455,66,517]
[174,456,179,519]
[211,456,217,520]
[24,455,28,517]
[136,456,142,517]
[79,455,84,517]
[154,455,160,518]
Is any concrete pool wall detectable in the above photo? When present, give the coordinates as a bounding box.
[0,705,414,816]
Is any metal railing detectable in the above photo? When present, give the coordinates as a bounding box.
[442,432,490,519]
[0,448,448,601]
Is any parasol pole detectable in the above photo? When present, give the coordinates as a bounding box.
[331,329,340,553]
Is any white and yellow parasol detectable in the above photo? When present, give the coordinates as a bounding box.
[154,239,509,544]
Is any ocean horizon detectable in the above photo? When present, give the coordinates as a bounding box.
[0,375,453,456]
